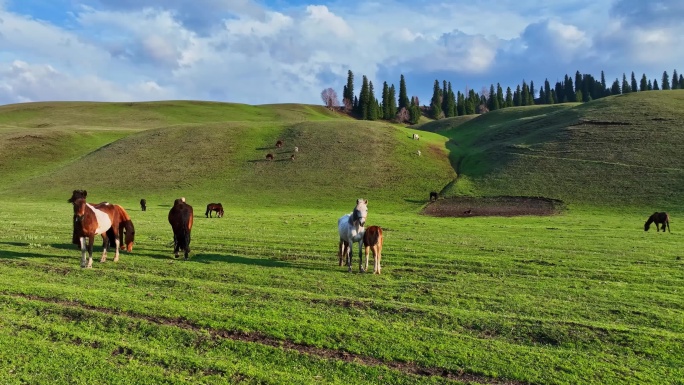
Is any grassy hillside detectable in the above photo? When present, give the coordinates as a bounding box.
[0,101,454,211]
[420,91,684,208]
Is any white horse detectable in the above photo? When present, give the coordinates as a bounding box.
[338,199,368,272]
[413,133,420,140]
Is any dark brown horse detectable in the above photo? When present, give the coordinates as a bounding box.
[140,198,147,211]
[205,203,224,218]
[429,191,438,201]
[276,140,283,148]
[266,153,274,161]
[169,198,194,259]
[363,226,384,274]
[68,191,128,268]
[645,212,670,232]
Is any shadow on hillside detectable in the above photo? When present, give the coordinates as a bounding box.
[0,247,63,260]
[404,198,428,204]
[190,252,292,267]
[255,146,277,151]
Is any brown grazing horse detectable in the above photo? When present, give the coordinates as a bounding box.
[140,198,147,211]
[363,226,384,274]
[266,153,274,161]
[68,191,127,268]
[168,198,194,259]
[205,203,224,218]
[276,140,283,148]
[429,191,438,201]
[645,212,670,232]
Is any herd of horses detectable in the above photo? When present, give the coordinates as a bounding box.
[265,140,298,162]
[67,189,669,272]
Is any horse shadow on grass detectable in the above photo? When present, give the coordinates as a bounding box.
[0,242,70,260]
[184,252,330,272]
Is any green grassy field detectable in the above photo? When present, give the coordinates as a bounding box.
[0,94,683,384]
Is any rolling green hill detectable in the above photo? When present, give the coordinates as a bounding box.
[419,90,684,208]
[0,101,454,211]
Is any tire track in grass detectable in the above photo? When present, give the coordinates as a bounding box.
[7,292,527,385]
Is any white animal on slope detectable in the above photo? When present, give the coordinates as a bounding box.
[412,133,420,140]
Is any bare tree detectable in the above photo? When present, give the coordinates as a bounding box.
[395,107,409,123]
[321,88,340,109]
[342,97,353,112]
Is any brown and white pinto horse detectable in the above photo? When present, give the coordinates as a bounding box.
[168,198,194,259]
[68,191,127,268]
[363,226,384,274]
[645,212,670,232]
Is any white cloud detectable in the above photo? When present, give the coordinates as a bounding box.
[0,1,683,105]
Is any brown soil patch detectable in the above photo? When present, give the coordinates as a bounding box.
[422,196,564,217]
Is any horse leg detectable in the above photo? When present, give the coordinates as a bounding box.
[374,245,382,275]
[338,240,344,266]
[80,237,88,268]
[113,237,120,262]
[100,234,108,263]
[364,244,371,273]
[359,241,366,273]
[346,240,352,273]
[86,236,94,268]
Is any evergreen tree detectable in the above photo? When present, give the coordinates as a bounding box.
[521,81,530,106]
[514,85,522,106]
[505,87,513,107]
[575,90,583,102]
[446,82,456,117]
[344,70,354,106]
[539,89,545,105]
[575,71,582,94]
[631,72,638,92]
[653,79,660,90]
[622,73,631,93]
[565,77,575,102]
[662,71,670,90]
[600,71,607,97]
[398,75,409,110]
[672,70,679,89]
[358,75,370,119]
[381,81,390,119]
[544,79,552,104]
[640,74,648,92]
[647,79,653,91]
[555,81,564,104]
[529,81,535,104]
[430,80,443,119]
[353,96,358,110]
[409,97,421,124]
[441,80,449,116]
[487,84,498,111]
[679,74,684,89]
[388,84,397,119]
[496,83,504,109]
[367,81,378,120]
[611,78,621,95]
[550,90,557,104]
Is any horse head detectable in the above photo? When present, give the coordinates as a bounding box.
[351,199,368,227]
[72,197,87,223]
[68,189,87,203]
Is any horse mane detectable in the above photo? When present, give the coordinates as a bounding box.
[67,189,87,203]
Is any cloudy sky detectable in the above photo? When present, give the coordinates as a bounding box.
[1,0,682,106]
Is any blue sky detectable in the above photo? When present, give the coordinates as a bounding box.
[1,0,682,105]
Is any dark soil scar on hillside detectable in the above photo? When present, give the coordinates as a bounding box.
[9,292,526,385]
[423,196,564,217]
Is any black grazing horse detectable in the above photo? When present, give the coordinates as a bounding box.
[645,212,670,232]
[205,203,224,218]
[168,198,194,259]
[140,199,147,211]
[429,191,438,201]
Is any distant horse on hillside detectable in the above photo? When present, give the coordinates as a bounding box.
[363,226,384,274]
[68,192,128,268]
[338,199,368,272]
[429,191,438,201]
[266,153,274,161]
[412,134,420,140]
[205,203,224,218]
[276,140,283,148]
[645,212,670,232]
[140,199,147,211]
[169,198,194,259]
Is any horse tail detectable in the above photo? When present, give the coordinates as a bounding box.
[178,207,193,251]
[205,205,210,217]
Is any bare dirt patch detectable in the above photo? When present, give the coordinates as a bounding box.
[422,196,564,217]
